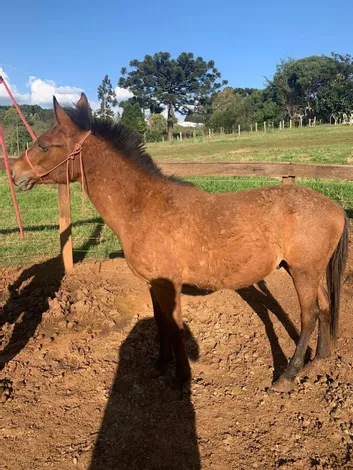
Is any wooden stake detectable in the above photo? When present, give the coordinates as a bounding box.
[58,184,73,272]
[282,176,296,185]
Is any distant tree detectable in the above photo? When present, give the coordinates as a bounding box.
[97,74,117,119]
[318,75,353,123]
[118,52,227,140]
[149,114,167,133]
[316,53,353,122]
[120,102,146,135]
[0,104,56,154]
[184,109,206,124]
[208,87,253,132]
[251,88,283,124]
[268,56,341,120]
[2,107,28,154]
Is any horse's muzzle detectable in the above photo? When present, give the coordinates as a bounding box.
[11,164,35,191]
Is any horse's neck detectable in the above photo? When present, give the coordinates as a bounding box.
[82,140,164,242]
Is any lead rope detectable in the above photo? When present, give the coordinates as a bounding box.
[0,125,25,239]
[0,76,36,239]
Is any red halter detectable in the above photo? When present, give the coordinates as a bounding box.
[25,130,91,210]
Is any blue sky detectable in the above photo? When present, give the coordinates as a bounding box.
[1,0,353,113]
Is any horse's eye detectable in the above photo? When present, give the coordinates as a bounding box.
[38,142,48,151]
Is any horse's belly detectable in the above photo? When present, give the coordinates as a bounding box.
[182,249,278,291]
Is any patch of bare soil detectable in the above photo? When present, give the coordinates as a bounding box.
[1,247,353,469]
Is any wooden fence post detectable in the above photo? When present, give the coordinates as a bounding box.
[282,176,296,185]
[264,122,266,133]
[58,184,73,271]
[238,124,240,135]
[255,122,258,132]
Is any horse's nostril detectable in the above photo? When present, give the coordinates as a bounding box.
[10,168,14,179]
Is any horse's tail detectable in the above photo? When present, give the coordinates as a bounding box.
[327,212,349,343]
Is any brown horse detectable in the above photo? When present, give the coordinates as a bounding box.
[11,93,349,388]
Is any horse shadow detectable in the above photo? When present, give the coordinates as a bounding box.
[89,279,300,469]
[183,280,304,382]
[237,280,311,381]
[0,224,103,371]
[89,318,201,470]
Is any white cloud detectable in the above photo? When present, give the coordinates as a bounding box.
[89,100,101,111]
[114,86,133,102]
[0,68,184,122]
[0,67,83,107]
[0,68,135,114]
[27,76,83,106]
[0,67,30,104]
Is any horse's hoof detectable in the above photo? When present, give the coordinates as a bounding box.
[271,377,295,393]
[0,379,13,403]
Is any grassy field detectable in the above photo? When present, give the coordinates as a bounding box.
[147,125,353,164]
[1,125,352,267]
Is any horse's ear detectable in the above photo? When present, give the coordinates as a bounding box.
[76,92,89,109]
[53,96,77,135]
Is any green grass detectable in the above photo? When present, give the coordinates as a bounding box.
[1,125,352,267]
[147,125,353,164]
[0,178,122,267]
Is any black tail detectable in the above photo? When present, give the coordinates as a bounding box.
[327,212,349,342]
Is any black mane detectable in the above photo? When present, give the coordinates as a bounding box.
[65,104,190,186]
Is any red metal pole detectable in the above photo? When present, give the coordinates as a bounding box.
[0,76,36,141]
[0,125,24,239]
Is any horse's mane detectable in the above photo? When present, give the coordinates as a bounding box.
[65,104,191,186]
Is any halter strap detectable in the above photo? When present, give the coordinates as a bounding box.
[25,130,91,211]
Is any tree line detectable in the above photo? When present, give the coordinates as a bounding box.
[1,52,353,153]
[104,52,353,139]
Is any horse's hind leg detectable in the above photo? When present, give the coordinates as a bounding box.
[316,283,331,359]
[278,270,320,383]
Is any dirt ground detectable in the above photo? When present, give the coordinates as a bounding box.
[1,243,353,470]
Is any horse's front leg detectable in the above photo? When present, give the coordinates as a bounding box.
[149,284,173,371]
[150,279,191,386]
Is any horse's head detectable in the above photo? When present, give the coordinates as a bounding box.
[12,93,90,191]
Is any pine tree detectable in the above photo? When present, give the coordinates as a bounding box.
[97,75,118,119]
[120,102,146,135]
[119,52,226,140]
